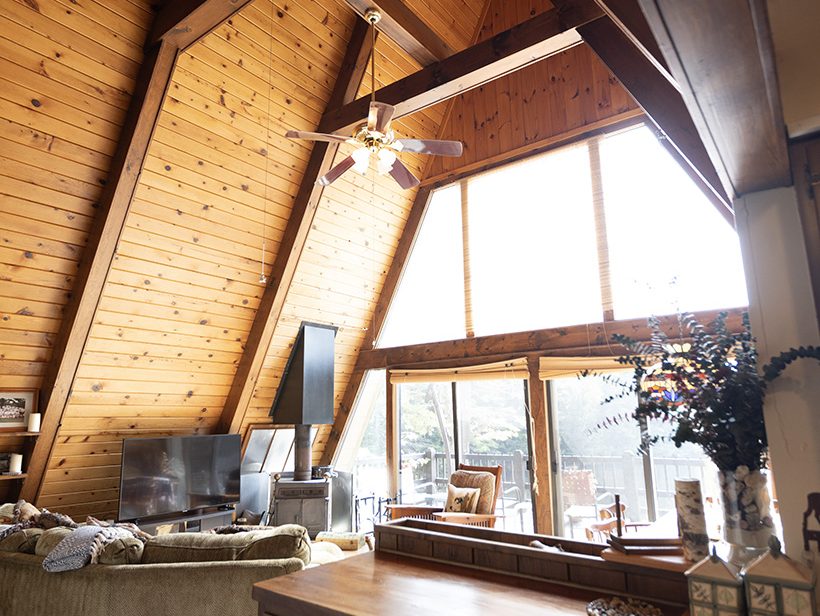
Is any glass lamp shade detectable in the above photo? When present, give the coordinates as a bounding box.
[352,147,370,174]
[377,148,396,174]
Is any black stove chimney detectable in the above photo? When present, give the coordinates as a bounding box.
[270,322,336,481]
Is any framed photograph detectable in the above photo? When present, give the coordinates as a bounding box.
[0,453,10,474]
[0,389,38,432]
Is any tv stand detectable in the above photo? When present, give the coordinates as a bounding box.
[132,507,234,535]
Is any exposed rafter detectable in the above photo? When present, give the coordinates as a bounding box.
[216,18,375,435]
[356,308,746,370]
[637,0,790,198]
[148,0,252,50]
[592,0,673,85]
[320,186,433,465]
[346,0,454,65]
[318,0,604,135]
[20,0,253,504]
[578,16,734,223]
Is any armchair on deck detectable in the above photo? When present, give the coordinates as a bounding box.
[387,464,503,528]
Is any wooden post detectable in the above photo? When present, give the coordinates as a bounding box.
[527,356,553,534]
[386,371,399,501]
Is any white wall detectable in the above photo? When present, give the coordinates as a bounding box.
[735,186,820,565]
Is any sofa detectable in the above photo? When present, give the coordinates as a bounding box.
[0,523,341,616]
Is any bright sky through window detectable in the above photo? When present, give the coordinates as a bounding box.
[467,143,602,336]
[600,126,748,318]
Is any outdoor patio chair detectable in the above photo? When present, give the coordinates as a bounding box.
[387,463,503,528]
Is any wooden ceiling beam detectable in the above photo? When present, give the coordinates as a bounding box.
[356,308,746,370]
[148,0,252,50]
[578,16,734,224]
[346,0,454,65]
[592,0,673,86]
[216,18,375,435]
[319,186,434,465]
[318,0,604,135]
[637,0,790,198]
[20,0,252,504]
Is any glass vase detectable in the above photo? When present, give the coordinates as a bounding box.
[718,466,775,566]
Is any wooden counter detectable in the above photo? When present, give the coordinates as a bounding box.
[253,551,601,616]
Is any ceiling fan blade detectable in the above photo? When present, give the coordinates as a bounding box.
[394,139,464,157]
[388,158,420,190]
[367,102,395,133]
[317,155,356,186]
[286,130,351,144]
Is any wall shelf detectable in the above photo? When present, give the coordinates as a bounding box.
[0,474,27,481]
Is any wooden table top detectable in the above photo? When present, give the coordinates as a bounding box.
[253,551,601,615]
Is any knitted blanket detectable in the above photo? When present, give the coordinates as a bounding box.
[43,525,133,573]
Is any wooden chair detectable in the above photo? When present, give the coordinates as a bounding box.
[584,501,650,541]
[387,463,503,528]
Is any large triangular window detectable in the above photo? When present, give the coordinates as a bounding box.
[376,122,747,346]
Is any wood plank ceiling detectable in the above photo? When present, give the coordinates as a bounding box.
[0,0,644,517]
[20,0,486,518]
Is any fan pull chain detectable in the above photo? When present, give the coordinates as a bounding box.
[260,0,277,285]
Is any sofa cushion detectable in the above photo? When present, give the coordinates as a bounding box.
[35,527,74,557]
[98,537,144,564]
[0,528,43,553]
[142,525,310,564]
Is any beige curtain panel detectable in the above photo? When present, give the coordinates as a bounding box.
[537,356,627,380]
[389,358,528,384]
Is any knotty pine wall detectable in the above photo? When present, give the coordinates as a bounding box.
[0,0,153,504]
[424,0,641,183]
[34,0,486,519]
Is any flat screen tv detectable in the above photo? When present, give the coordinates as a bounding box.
[118,434,240,522]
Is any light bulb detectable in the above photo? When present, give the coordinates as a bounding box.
[352,147,370,174]
[377,148,396,174]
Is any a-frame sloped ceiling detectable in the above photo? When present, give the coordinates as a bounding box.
[31,0,487,518]
[236,13,487,453]
[0,0,154,505]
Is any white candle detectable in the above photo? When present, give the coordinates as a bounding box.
[9,453,23,475]
[27,412,41,433]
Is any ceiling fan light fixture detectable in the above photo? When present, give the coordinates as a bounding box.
[352,146,371,174]
[377,148,396,174]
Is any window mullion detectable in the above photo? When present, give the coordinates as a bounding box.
[588,138,615,321]
[460,179,475,337]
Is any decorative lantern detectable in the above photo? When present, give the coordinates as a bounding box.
[743,537,817,616]
[686,548,745,615]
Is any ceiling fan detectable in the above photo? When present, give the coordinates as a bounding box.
[284,9,463,190]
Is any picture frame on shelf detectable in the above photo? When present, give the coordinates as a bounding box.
[0,453,10,474]
[0,389,38,432]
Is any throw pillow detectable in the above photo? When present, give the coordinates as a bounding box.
[35,527,74,557]
[449,470,496,514]
[444,483,480,513]
[98,537,144,564]
[0,527,43,553]
[13,499,40,524]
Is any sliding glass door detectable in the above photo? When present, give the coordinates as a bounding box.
[456,380,533,533]
[396,378,534,533]
[398,382,455,507]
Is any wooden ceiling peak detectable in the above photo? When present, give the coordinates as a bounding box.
[318,0,603,135]
[346,0,455,65]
